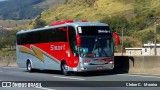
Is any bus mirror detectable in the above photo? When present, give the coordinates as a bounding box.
[112,33,120,45]
[76,35,81,47]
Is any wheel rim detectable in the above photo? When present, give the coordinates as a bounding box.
[27,62,31,71]
[62,63,68,74]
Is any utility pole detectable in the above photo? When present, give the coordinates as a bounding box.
[154,21,157,56]
[121,27,124,56]
[151,17,159,56]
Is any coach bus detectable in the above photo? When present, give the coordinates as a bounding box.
[16,20,120,75]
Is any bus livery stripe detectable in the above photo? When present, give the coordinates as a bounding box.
[19,45,60,64]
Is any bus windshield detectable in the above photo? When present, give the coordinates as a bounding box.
[79,36,113,57]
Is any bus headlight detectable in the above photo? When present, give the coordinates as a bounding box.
[109,61,114,64]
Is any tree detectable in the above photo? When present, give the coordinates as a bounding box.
[33,15,47,28]
[0,30,16,50]
[100,16,131,35]
[140,31,154,43]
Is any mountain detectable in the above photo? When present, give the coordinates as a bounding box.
[0,0,65,20]
[26,0,160,48]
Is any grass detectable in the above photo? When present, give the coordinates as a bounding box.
[0,20,30,27]
[34,0,134,25]
[0,49,15,57]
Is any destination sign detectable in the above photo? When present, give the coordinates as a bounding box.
[77,26,111,35]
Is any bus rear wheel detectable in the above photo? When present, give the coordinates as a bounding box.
[27,61,34,72]
[61,62,69,76]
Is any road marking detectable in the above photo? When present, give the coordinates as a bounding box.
[2,67,17,68]
[118,74,160,78]
[35,87,56,90]
[53,76,85,80]
[2,67,25,70]
[19,68,26,70]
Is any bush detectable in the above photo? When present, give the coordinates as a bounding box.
[33,15,47,28]
[100,16,131,35]
[140,31,154,43]
[0,30,17,49]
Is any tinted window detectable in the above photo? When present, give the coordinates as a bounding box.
[17,27,67,45]
[68,26,77,54]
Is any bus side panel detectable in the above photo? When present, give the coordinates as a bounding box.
[16,45,61,70]
[16,45,44,69]
[43,55,60,70]
[16,46,26,68]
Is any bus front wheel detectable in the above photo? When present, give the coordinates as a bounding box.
[61,62,69,76]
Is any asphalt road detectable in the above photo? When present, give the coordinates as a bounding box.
[0,67,160,90]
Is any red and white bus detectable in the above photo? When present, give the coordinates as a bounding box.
[16,20,120,75]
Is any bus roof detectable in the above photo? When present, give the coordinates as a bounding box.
[17,21,109,34]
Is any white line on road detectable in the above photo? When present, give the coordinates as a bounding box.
[2,67,26,70]
[35,87,56,90]
[19,68,26,69]
[53,76,85,80]
[118,74,160,78]
[2,67,17,68]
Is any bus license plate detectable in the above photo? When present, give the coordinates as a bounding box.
[96,66,103,70]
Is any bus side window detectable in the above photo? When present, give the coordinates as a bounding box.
[22,33,27,44]
[50,28,67,42]
[17,34,22,45]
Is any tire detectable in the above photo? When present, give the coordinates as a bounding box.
[27,61,34,72]
[61,62,70,76]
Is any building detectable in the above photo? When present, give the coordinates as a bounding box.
[142,44,160,56]
[125,48,142,56]
[125,43,160,56]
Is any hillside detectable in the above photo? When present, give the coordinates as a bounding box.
[34,0,134,24]
[21,0,160,49]
[0,0,65,20]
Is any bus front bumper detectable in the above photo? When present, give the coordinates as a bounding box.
[71,62,114,72]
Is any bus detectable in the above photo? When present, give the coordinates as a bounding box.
[16,20,120,75]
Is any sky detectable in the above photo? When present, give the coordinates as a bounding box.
[0,0,6,2]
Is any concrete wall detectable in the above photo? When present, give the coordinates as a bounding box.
[114,56,160,75]
[142,47,160,56]
[126,49,142,56]
[0,56,16,67]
